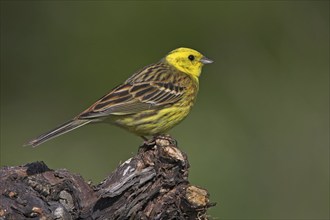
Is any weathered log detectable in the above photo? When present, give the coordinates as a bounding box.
[0,136,215,219]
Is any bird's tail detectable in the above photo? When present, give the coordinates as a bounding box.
[24,119,91,147]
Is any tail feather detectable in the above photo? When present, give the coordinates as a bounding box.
[25,119,91,147]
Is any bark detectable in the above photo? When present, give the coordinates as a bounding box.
[0,136,215,219]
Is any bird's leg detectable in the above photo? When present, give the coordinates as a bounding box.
[140,136,156,149]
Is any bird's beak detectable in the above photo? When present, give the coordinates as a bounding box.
[200,56,214,64]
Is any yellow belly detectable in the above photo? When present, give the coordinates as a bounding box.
[112,106,192,136]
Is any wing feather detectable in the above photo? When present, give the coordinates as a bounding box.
[78,63,186,119]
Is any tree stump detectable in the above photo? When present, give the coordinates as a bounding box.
[0,136,215,219]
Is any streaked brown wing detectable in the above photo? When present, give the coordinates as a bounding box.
[78,81,185,119]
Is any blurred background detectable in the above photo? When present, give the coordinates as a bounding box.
[1,1,329,219]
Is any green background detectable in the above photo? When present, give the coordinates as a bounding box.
[1,1,329,219]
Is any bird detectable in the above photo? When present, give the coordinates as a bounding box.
[25,47,213,147]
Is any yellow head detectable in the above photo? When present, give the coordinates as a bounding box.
[165,47,213,78]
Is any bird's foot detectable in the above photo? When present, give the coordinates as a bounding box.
[141,136,156,148]
[139,134,177,151]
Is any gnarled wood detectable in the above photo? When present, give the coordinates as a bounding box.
[0,136,215,219]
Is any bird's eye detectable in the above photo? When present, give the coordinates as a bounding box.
[188,55,195,61]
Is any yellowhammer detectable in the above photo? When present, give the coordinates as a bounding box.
[25,47,213,147]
